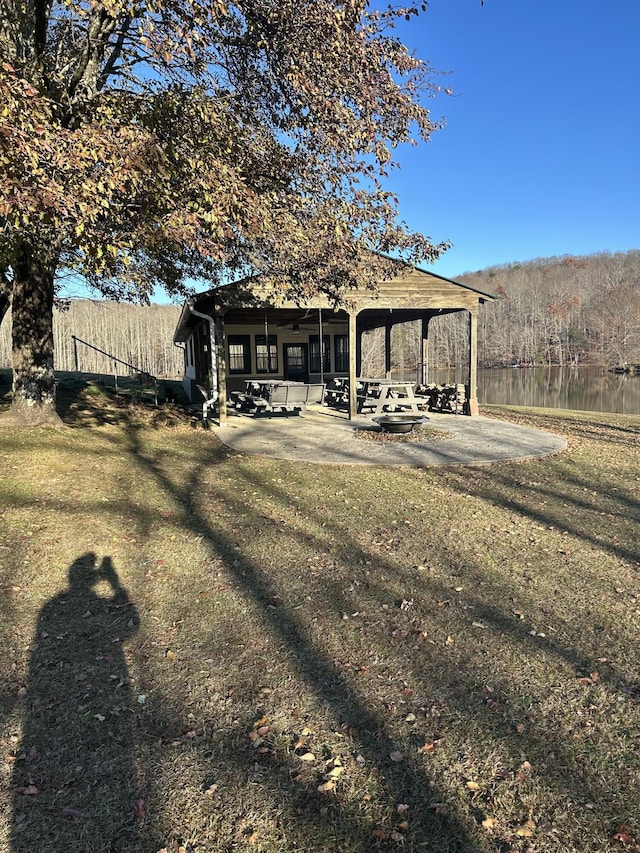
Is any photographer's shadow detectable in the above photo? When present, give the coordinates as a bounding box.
[12,554,142,852]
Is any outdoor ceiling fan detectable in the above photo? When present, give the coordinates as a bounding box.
[276,311,344,330]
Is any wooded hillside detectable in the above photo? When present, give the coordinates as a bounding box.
[0,300,183,377]
[451,250,640,368]
[1,249,638,378]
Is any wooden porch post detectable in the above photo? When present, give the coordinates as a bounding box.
[215,314,228,425]
[467,308,479,416]
[421,316,429,385]
[348,311,358,420]
[384,314,392,378]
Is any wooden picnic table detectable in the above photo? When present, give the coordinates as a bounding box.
[357,378,422,415]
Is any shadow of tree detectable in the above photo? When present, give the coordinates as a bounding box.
[114,429,479,852]
[4,407,640,851]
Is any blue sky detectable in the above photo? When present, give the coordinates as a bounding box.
[60,0,639,301]
[395,0,640,277]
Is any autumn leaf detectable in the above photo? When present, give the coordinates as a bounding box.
[325,765,345,780]
[613,826,637,846]
[515,818,536,837]
[466,781,480,792]
[389,751,404,762]
[133,799,146,818]
[61,807,84,819]
[317,780,335,793]
[299,752,315,762]
[481,816,497,830]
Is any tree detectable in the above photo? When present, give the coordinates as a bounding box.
[0,0,449,424]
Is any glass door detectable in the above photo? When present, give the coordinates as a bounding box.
[283,343,309,383]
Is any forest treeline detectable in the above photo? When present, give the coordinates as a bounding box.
[0,299,184,377]
[430,249,640,369]
[1,250,639,377]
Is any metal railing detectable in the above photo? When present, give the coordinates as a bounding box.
[71,335,158,404]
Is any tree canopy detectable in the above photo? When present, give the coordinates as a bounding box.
[0,0,450,422]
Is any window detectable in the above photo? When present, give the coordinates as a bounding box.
[255,334,278,373]
[227,335,251,374]
[309,335,331,373]
[334,334,349,373]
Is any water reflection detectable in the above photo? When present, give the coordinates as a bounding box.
[430,366,640,415]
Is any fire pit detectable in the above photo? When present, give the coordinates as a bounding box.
[373,414,427,434]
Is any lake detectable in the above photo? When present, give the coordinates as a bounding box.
[430,365,640,416]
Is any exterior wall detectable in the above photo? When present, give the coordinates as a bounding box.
[223,322,349,393]
[182,332,198,400]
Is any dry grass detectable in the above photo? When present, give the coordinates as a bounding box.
[1,380,640,852]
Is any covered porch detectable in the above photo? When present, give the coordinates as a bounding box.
[173,267,495,424]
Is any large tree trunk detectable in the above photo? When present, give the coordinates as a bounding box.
[0,245,62,427]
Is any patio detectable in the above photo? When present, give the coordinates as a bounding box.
[210,407,567,466]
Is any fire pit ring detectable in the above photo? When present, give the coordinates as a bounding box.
[373,414,428,434]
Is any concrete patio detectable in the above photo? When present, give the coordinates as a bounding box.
[211,408,567,467]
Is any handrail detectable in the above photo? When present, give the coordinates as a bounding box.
[71,335,157,379]
[71,334,158,404]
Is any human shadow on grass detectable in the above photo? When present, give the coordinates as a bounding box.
[117,430,479,852]
[11,554,143,853]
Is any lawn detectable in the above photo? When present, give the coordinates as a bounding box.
[1,378,640,852]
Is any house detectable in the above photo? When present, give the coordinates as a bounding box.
[173,265,495,422]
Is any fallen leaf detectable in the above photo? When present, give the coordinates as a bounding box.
[134,799,146,818]
[325,765,345,779]
[317,780,335,792]
[481,816,497,830]
[466,781,480,791]
[515,819,536,837]
[299,752,315,762]
[165,650,175,660]
[613,830,636,846]
[390,751,404,762]
[61,807,84,819]
[419,741,437,753]
[21,785,38,795]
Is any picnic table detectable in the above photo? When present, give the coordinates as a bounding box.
[356,378,423,415]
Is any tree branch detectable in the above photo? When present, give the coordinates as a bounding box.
[97,15,132,91]
[0,268,12,328]
[34,0,52,56]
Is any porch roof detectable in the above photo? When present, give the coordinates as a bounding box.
[173,264,496,343]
